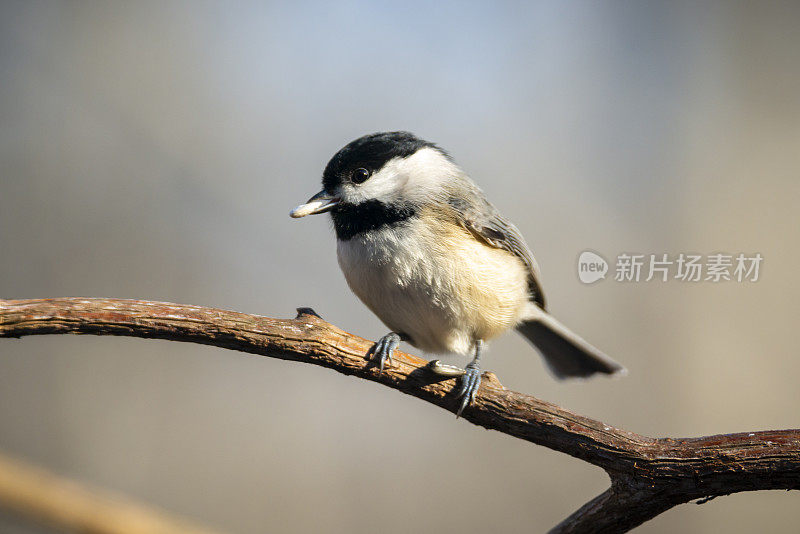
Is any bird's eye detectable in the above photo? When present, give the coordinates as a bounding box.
[351,167,371,184]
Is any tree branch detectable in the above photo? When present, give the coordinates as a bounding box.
[1,297,798,533]
[0,448,218,534]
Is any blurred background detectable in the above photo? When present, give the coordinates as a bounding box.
[1,1,798,532]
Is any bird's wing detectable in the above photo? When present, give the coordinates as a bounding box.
[449,195,546,309]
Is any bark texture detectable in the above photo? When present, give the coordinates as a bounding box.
[1,297,798,533]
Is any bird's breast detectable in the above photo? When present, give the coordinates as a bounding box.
[336,216,530,354]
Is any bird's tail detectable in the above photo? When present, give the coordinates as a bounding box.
[516,308,625,379]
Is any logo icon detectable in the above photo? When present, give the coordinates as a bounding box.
[577,251,608,284]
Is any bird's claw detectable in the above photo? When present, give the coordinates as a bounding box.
[427,359,482,417]
[368,332,400,374]
[455,362,482,417]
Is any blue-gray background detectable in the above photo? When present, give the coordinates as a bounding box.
[1,1,799,532]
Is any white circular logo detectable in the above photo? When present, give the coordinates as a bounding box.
[577,251,608,284]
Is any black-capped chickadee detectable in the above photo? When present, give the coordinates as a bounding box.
[291,132,625,415]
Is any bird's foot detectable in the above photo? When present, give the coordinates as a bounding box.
[456,361,481,417]
[367,332,400,374]
[427,359,482,417]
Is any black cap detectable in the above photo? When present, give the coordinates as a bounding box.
[322,131,446,192]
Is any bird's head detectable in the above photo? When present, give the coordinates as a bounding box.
[290,131,457,219]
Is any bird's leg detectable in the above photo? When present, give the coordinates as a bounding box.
[427,340,484,417]
[367,332,401,374]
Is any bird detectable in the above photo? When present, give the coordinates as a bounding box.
[290,131,625,415]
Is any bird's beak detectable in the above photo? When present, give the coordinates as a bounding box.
[290,190,341,218]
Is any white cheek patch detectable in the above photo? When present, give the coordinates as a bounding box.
[350,161,407,203]
[347,147,461,205]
